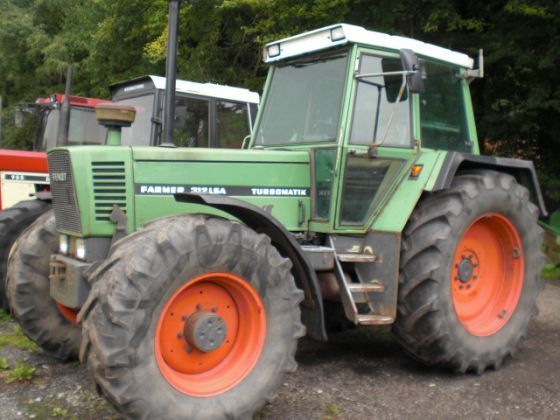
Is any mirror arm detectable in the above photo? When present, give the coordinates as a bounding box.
[463,49,484,82]
[356,70,414,80]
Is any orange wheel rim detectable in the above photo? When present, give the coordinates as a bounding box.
[155,272,266,397]
[55,303,79,325]
[451,213,524,336]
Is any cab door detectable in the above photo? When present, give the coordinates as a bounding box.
[334,49,420,232]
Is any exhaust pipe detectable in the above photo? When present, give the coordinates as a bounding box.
[57,66,72,147]
[162,0,183,146]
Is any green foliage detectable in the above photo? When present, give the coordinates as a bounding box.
[0,357,8,370]
[542,263,560,280]
[0,0,559,205]
[5,362,36,383]
[0,324,40,352]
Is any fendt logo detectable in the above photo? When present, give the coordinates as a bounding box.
[51,172,67,182]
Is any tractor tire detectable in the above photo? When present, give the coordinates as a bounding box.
[80,215,305,419]
[6,210,81,360]
[0,199,51,310]
[393,170,544,373]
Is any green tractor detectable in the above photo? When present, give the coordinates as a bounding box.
[8,16,546,420]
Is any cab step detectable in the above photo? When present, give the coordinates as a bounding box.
[329,237,394,326]
[356,314,394,325]
[337,253,377,263]
[347,283,385,293]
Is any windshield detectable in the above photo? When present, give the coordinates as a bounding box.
[115,94,154,146]
[254,51,349,146]
[41,107,107,149]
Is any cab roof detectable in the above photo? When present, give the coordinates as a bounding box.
[264,24,473,69]
[110,75,259,105]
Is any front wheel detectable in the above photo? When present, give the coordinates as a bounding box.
[393,170,544,373]
[80,215,305,419]
[6,211,81,360]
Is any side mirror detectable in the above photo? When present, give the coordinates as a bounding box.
[400,49,424,93]
[15,108,25,128]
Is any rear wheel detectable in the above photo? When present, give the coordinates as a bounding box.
[393,170,543,373]
[80,215,304,419]
[0,199,51,310]
[6,211,81,360]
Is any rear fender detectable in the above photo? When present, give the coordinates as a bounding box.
[432,152,547,217]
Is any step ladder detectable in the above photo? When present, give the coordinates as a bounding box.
[329,237,394,325]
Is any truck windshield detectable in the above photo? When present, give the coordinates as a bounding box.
[41,108,107,149]
[254,51,348,146]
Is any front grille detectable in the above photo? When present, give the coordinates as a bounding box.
[48,151,82,234]
[92,161,127,221]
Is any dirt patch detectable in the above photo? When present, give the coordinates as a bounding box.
[0,281,559,419]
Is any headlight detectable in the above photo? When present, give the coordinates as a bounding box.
[267,44,281,58]
[330,26,345,42]
[75,238,86,260]
[59,235,69,255]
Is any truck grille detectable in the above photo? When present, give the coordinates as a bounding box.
[48,151,82,234]
[92,161,126,221]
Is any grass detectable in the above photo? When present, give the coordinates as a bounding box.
[542,263,560,280]
[0,356,8,370]
[0,324,40,352]
[51,407,70,418]
[253,406,270,420]
[0,308,12,325]
[5,362,36,383]
[324,404,341,417]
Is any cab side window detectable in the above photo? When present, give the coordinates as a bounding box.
[419,61,472,152]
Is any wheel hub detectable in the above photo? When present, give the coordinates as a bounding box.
[155,273,266,397]
[183,311,227,353]
[457,257,474,283]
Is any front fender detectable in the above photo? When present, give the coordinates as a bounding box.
[175,193,327,341]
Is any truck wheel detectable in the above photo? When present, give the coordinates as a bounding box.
[0,199,51,310]
[6,211,80,360]
[80,215,305,419]
[393,170,543,373]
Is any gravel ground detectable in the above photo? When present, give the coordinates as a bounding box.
[0,280,559,419]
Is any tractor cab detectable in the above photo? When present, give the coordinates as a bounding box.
[15,94,109,151]
[34,94,109,150]
[109,75,259,148]
[252,24,481,233]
